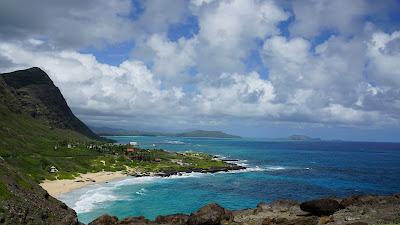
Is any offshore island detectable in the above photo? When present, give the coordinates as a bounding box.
[0,68,400,224]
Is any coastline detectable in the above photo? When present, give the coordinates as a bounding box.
[40,160,246,197]
[39,171,128,197]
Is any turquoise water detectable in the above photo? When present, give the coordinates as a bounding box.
[59,136,400,224]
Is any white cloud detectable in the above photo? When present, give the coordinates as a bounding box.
[366,31,400,87]
[289,0,368,37]
[193,0,289,74]
[1,0,400,131]
[194,72,278,117]
[260,32,400,125]
[0,41,184,119]
[0,0,135,49]
[144,34,197,78]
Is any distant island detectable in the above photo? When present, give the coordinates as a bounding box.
[92,127,241,138]
[287,135,321,141]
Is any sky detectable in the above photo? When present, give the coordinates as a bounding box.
[0,0,400,141]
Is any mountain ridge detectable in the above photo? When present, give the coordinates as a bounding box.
[91,126,241,138]
[0,67,100,140]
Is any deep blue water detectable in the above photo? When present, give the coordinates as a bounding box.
[59,136,400,224]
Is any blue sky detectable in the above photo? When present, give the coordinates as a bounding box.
[1,0,400,141]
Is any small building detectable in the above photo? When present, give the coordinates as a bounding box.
[49,166,58,173]
[54,146,58,150]
[129,141,138,146]
[67,144,72,149]
[126,148,136,153]
[154,158,162,162]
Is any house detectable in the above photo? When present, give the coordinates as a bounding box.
[154,158,162,162]
[129,141,138,146]
[67,144,72,149]
[49,166,58,173]
[126,148,136,153]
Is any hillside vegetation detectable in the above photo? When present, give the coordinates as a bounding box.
[0,68,236,183]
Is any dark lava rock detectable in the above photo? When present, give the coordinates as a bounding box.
[187,203,232,225]
[280,216,319,225]
[118,216,153,225]
[0,161,81,225]
[300,198,343,216]
[155,214,189,225]
[340,195,381,208]
[262,217,289,225]
[0,213,5,223]
[262,216,319,225]
[88,214,118,225]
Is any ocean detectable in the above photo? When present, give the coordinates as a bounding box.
[59,136,400,224]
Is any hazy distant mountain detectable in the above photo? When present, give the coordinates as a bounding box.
[176,130,240,138]
[287,135,321,141]
[91,126,168,136]
[92,127,241,138]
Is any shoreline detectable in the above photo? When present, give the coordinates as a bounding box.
[40,161,246,197]
[39,171,128,197]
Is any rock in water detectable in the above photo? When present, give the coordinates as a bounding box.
[155,214,189,225]
[187,203,232,225]
[88,214,118,225]
[300,198,343,216]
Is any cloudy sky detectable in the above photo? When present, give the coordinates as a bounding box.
[0,0,400,141]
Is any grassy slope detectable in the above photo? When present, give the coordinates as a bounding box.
[0,103,99,182]
[0,103,231,183]
[0,70,232,185]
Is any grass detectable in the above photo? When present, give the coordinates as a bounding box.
[0,104,233,183]
[0,181,10,201]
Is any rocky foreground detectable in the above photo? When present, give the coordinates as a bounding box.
[88,194,400,225]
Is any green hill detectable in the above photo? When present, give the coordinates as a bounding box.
[92,126,241,138]
[0,67,240,224]
[0,70,105,182]
[176,130,240,138]
[1,67,100,140]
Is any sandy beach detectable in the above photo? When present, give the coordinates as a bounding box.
[39,171,128,197]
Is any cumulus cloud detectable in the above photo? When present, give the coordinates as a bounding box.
[261,31,400,125]
[289,0,400,38]
[0,41,185,119]
[367,31,400,87]
[0,0,135,49]
[192,0,289,74]
[0,0,400,132]
[140,34,197,79]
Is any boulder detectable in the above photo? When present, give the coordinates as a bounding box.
[347,223,370,225]
[88,214,118,225]
[340,195,382,208]
[280,216,319,225]
[117,216,153,225]
[261,217,288,225]
[300,199,343,216]
[155,213,189,225]
[187,203,232,225]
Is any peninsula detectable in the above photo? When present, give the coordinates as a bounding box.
[0,68,243,224]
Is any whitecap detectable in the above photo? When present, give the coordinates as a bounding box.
[72,186,121,213]
[135,188,147,195]
[164,140,185,145]
[264,166,312,171]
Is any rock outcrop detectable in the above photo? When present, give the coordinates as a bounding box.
[187,203,233,225]
[0,67,100,140]
[87,194,400,225]
[300,198,344,216]
[0,161,81,225]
